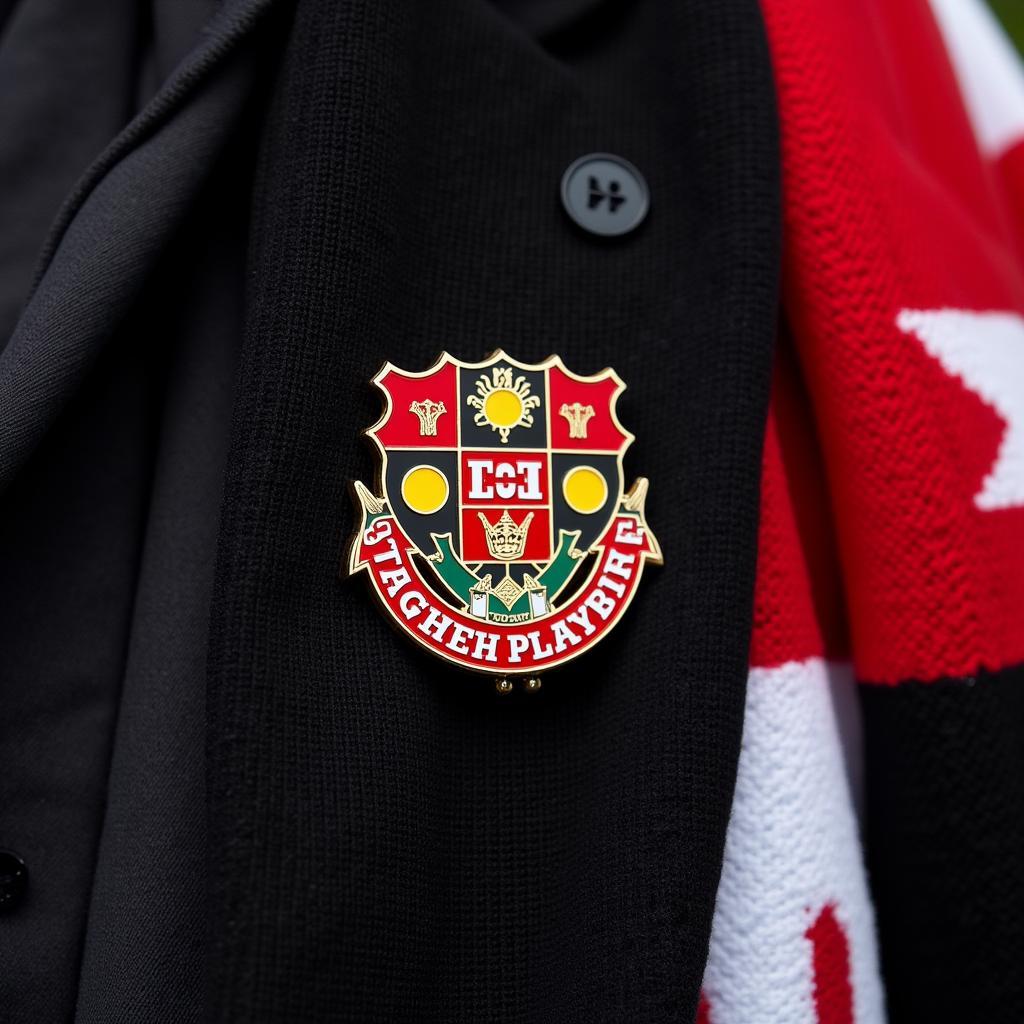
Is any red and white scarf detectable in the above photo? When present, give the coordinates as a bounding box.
[701,1,1024,1020]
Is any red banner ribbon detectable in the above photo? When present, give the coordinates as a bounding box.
[353,511,658,674]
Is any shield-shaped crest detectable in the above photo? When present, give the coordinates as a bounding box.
[348,352,661,681]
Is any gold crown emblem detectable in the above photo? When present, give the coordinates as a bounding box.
[477,509,533,560]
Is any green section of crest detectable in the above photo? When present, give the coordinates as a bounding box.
[427,531,584,622]
[354,488,611,625]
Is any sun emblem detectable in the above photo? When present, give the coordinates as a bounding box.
[466,366,541,443]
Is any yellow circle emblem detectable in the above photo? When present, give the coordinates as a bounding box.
[401,465,449,515]
[562,466,607,515]
[482,389,524,429]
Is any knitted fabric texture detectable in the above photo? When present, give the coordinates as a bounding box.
[206,0,780,1021]
[701,1,1024,1021]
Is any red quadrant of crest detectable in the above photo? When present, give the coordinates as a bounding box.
[548,365,630,453]
[373,363,458,448]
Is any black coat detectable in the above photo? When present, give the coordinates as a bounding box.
[0,0,780,1020]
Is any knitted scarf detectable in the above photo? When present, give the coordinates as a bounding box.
[701,1,1024,1021]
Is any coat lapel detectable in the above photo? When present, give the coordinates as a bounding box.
[0,0,280,489]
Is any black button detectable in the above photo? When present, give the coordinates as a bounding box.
[0,849,28,911]
[560,153,649,237]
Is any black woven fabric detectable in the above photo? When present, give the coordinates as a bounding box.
[207,0,780,1020]
[0,114,264,1024]
[860,666,1024,1024]
[0,0,278,486]
[0,2,277,1019]
[70,161,252,1024]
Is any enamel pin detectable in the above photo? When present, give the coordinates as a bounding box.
[347,352,661,691]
